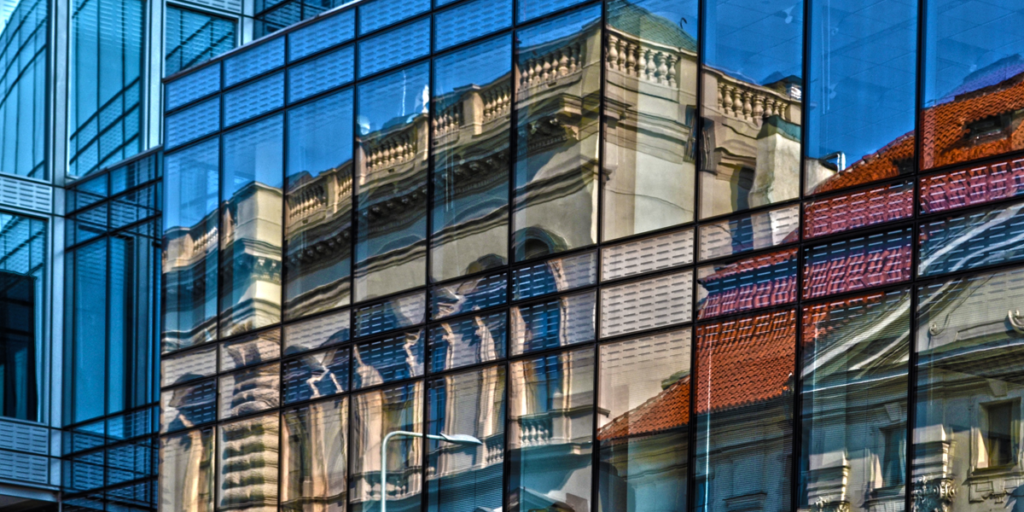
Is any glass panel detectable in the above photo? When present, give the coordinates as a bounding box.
[427,311,507,373]
[600,270,693,338]
[288,46,355,103]
[163,139,220,352]
[224,38,285,87]
[223,73,285,127]
[352,330,425,389]
[0,214,44,423]
[434,0,512,51]
[161,379,217,434]
[285,89,354,320]
[349,381,424,512]
[159,428,215,512]
[919,156,1024,215]
[165,8,235,77]
[283,310,351,355]
[508,347,594,512]
[426,365,506,512]
[694,309,795,512]
[699,0,803,219]
[601,227,694,281]
[431,35,512,282]
[161,344,218,388]
[358,0,429,34]
[165,98,220,149]
[512,250,597,301]
[696,248,798,320]
[288,9,355,61]
[698,205,799,261]
[219,328,282,372]
[219,116,284,337]
[218,363,280,420]
[603,0,699,241]
[513,5,601,260]
[804,0,917,195]
[800,289,910,511]
[70,239,105,423]
[358,18,430,78]
[281,397,349,511]
[803,227,913,300]
[516,0,587,23]
[914,266,1024,499]
[920,199,1024,277]
[430,271,507,320]
[354,291,427,339]
[217,413,279,511]
[804,180,914,239]
[598,328,691,512]
[282,346,350,404]
[510,290,596,355]
[355,63,429,301]
[921,0,1024,170]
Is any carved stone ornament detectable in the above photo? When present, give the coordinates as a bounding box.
[810,497,851,512]
[913,477,957,512]
[1008,309,1024,334]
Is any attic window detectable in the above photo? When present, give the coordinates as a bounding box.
[967,114,1008,145]
[984,402,1014,467]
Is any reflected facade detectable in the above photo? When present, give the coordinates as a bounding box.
[158,1,1024,512]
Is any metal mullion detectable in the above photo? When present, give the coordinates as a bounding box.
[276,31,290,510]
[346,6,360,511]
[502,0,518,507]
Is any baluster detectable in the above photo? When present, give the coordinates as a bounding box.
[558,48,569,77]
[731,86,743,117]
[741,91,752,120]
[607,34,619,70]
[636,47,647,79]
[645,49,657,82]
[666,54,678,88]
[617,38,627,71]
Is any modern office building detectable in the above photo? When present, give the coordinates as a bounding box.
[1,0,1023,510]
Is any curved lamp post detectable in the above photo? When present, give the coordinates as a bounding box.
[380,431,483,512]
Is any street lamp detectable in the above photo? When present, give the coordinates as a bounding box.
[380,430,483,512]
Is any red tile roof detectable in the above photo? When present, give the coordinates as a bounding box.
[803,232,912,300]
[814,133,915,195]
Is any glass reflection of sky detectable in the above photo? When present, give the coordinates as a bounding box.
[704,0,804,85]
[434,35,510,102]
[357,62,429,135]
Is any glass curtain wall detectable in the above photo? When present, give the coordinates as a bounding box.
[159,1,1024,512]
[165,6,237,77]
[0,0,46,179]
[0,213,45,422]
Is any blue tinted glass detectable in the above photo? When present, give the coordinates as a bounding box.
[696,248,798,320]
[434,0,512,51]
[512,251,597,300]
[358,17,430,78]
[223,72,285,127]
[430,272,508,320]
[287,46,354,103]
[919,199,1024,277]
[165,7,236,76]
[160,379,217,433]
[352,331,424,388]
[358,0,429,35]
[427,313,507,372]
[288,9,355,61]
[166,64,221,111]
[516,0,587,23]
[71,240,106,423]
[223,37,285,87]
[353,292,426,338]
[803,227,912,300]
[165,98,219,149]
[282,347,350,404]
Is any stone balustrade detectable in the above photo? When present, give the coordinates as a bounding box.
[710,68,798,126]
[519,39,584,89]
[606,31,680,88]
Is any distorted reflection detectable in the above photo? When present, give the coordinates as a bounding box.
[431,36,511,282]
[510,290,596,355]
[283,310,351,355]
[350,382,424,512]
[603,0,698,240]
[219,328,281,371]
[430,271,507,320]
[919,198,1024,277]
[285,89,354,320]
[353,330,425,389]
[513,5,601,261]
[696,248,797,320]
[160,427,215,512]
[699,0,803,219]
[508,347,595,512]
[218,413,279,511]
[800,289,910,512]
[282,397,348,511]
[355,63,429,301]
[218,363,280,420]
[598,329,691,512]
[282,346,350,404]
[428,312,507,372]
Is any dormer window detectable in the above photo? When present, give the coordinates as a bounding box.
[985,402,1014,467]
[967,114,1009,145]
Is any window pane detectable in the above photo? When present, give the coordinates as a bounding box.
[696,248,798,320]
[0,214,44,422]
[283,310,351,356]
[161,379,217,434]
[73,240,107,423]
[218,363,280,420]
[802,227,912,300]
[353,291,426,339]
[598,328,691,512]
[919,199,1024,277]
[803,180,914,239]
[350,381,424,512]
[165,7,235,76]
[919,156,1024,215]
[804,0,917,195]
[694,309,795,512]
[355,63,429,301]
[217,413,279,511]
[426,365,506,512]
[510,290,596,355]
[600,269,693,338]
[603,0,698,240]
[282,346,350,404]
[512,250,597,301]
[800,289,910,511]
[431,36,512,282]
[220,116,284,337]
[697,205,799,261]
[352,330,425,389]
[508,347,594,512]
[428,312,507,373]
[699,0,803,219]
[160,427,215,512]
[281,397,348,511]
[430,271,508,320]
[161,344,218,388]
[285,89,354,320]
[513,5,601,261]
[921,0,1024,170]
[219,328,281,372]
[601,227,694,281]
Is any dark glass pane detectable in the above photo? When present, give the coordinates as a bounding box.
[601,227,694,281]
[803,227,912,300]
[919,156,1024,215]
[426,365,506,512]
[352,330,425,389]
[353,291,426,339]
[508,347,594,512]
[218,363,280,420]
[694,309,795,512]
[804,0,917,195]
[512,250,597,301]
[161,378,217,433]
[698,204,799,261]
[600,269,692,338]
[513,5,601,260]
[427,311,507,372]
[219,116,284,337]
[511,290,596,355]
[603,0,698,240]
[165,7,236,76]
[699,0,803,219]
[285,89,354,320]
[355,63,429,301]
[0,267,38,421]
[350,381,423,512]
[219,328,281,372]
[282,346,350,404]
[283,310,350,355]
[159,428,215,512]
[0,214,44,423]
[803,180,914,239]
[281,397,348,511]
[696,248,798,320]
[163,142,219,353]
[598,328,691,512]
[217,413,279,511]
[921,0,1024,170]
[800,289,910,511]
[432,35,512,282]
[430,271,508,320]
